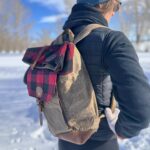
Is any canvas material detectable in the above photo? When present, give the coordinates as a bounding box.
[43,90,72,135]
[57,45,100,131]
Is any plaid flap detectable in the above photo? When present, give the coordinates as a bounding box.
[23,42,75,103]
[22,43,74,72]
[26,67,57,102]
[59,42,74,75]
[22,46,47,65]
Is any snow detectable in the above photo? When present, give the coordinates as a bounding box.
[133,41,150,52]
[0,52,150,150]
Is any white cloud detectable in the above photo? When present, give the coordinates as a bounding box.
[29,0,69,23]
[40,14,67,23]
[29,0,65,11]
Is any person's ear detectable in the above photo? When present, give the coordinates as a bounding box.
[112,12,115,17]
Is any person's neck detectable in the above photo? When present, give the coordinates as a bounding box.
[103,11,114,23]
[103,14,111,23]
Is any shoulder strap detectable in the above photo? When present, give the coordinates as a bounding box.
[73,24,116,116]
[74,23,109,45]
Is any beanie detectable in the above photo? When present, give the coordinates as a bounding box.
[77,0,110,6]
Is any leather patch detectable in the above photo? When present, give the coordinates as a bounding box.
[36,86,43,98]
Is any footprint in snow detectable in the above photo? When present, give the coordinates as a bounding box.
[29,147,36,150]
[10,138,22,144]
[11,128,18,135]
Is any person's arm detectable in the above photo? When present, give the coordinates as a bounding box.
[103,31,150,138]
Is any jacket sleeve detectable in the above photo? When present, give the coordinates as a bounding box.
[103,30,150,138]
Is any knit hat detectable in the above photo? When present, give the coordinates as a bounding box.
[77,0,110,6]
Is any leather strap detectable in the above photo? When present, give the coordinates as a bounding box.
[74,23,109,45]
[73,23,116,117]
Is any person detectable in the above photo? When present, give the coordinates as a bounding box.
[59,0,150,149]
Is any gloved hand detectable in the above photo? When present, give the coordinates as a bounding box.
[105,108,121,138]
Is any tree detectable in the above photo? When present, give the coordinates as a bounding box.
[119,0,150,43]
[34,29,52,47]
[53,0,75,35]
[0,0,33,51]
[64,0,75,13]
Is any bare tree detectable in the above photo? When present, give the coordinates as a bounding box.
[0,0,33,51]
[53,0,75,35]
[64,0,75,14]
[32,29,52,47]
[119,0,150,43]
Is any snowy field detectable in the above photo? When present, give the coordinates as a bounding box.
[0,52,150,150]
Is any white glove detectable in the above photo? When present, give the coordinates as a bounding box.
[105,108,120,135]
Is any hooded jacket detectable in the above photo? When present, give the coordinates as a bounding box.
[63,3,150,140]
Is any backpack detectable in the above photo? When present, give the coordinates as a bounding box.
[22,23,116,145]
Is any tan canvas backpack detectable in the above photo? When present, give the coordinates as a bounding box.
[23,24,116,145]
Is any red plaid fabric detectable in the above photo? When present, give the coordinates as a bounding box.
[22,42,74,103]
[26,68,57,103]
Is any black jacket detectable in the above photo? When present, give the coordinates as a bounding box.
[63,3,150,140]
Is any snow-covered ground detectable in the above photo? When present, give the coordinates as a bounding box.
[0,52,150,150]
[133,41,150,52]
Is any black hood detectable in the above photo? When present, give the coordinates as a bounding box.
[63,3,108,30]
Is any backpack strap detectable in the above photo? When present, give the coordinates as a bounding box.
[74,23,109,45]
[73,23,116,116]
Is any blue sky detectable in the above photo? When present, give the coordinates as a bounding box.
[22,0,120,39]
[22,0,66,38]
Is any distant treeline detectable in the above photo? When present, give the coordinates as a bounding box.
[0,0,53,52]
[0,0,150,51]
